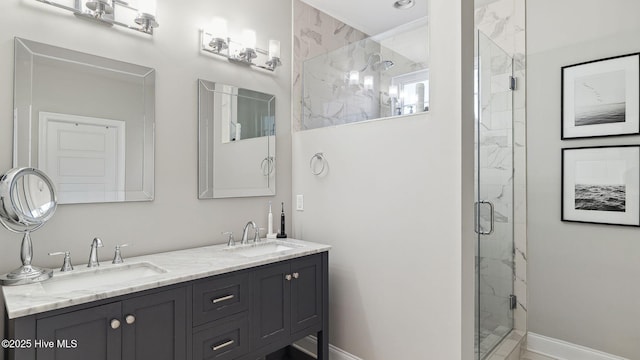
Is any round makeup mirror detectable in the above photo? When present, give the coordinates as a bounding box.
[0,168,57,285]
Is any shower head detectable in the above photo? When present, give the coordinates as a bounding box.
[373,60,395,71]
[359,53,395,72]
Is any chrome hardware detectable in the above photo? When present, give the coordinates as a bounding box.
[241,221,259,244]
[48,251,74,272]
[509,295,517,310]
[125,314,136,325]
[474,201,495,235]
[256,228,265,242]
[212,339,234,351]
[212,294,235,304]
[112,244,129,264]
[310,152,327,176]
[88,237,104,267]
[110,319,121,329]
[292,272,299,279]
[222,232,235,247]
[261,156,275,176]
[285,274,292,281]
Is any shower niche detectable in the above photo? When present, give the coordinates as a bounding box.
[301,18,429,130]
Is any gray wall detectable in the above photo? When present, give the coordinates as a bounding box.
[527,0,640,358]
[0,0,292,354]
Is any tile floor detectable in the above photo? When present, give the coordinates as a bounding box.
[520,350,557,360]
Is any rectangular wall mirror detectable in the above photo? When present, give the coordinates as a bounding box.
[13,37,155,204]
[198,79,276,198]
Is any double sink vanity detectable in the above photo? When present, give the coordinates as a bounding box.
[4,31,317,360]
[3,239,330,360]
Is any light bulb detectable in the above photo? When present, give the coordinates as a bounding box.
[210,17,228,39]
[364,76,374,91]
[137,0,156,16]
[242,29,257,50]
[389,85,398,98]
[349,71,359,86]
[268,40,281,59]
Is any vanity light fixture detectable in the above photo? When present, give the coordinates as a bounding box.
[33,0,159,35]
[201,19,282,72]
[134,0,159,34]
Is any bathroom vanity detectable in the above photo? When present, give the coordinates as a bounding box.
[2,239,330,360]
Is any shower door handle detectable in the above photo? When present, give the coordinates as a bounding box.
[474,201,494,235]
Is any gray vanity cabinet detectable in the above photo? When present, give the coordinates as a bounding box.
[120,287,188,360]
[10,287,187,360]
[252,255,324,352]
[37,302,122,360]
[6,250,329,360]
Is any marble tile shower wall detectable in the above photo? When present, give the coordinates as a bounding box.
[302,39,382,129]
[476,0,527,334]
[293,0,368,131]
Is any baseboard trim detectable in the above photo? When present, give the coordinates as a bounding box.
[293,336,362,360]
[527,332,629,360]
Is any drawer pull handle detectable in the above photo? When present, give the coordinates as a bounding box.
[293,272,299,279]
[212,339,234,351]
[211,294,235,304]
[110,319,121,329]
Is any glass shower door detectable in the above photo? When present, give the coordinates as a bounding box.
[475,31,514,360]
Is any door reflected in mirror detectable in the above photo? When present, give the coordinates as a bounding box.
[198,79,276,199]
[13,38,155,205]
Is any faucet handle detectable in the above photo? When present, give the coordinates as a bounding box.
[93,237,104,248]
[112,244,129,264]
[49,251,74,272]
[222,232,235,247]
[256,228,265,242]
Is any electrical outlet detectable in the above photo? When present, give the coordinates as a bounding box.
[296,194,304,211]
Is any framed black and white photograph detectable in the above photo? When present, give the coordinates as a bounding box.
[561,53,640,139]
[562,145,640,226]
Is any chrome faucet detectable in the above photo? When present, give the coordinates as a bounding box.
[88,237,103,268]
[241,221,259,244]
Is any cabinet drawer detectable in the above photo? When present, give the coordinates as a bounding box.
[193,313,250,360]
[193,271,250,326]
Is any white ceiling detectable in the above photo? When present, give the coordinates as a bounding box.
[300,0,428,36]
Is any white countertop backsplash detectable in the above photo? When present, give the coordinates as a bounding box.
[2,238,330,319]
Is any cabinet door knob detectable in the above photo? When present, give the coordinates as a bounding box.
[285,274,292,281]
[292,272,299,279]
[125,314,136,325]
[110,319,121,329]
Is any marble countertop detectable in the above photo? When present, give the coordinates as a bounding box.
[2,238,330,319]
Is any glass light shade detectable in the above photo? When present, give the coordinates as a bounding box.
[137,0,157,16]
[268,40,281,59]
[242,29,257,50]
[209,17,228,39]
[364,75,374,90]
[389,85,398,98]
[349,71,359,86]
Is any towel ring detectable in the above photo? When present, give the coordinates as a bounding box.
[310,153,326,176]
[261,156,275,176]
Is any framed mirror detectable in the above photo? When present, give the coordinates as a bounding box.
[198,79,276,199]
[14,37,155,204]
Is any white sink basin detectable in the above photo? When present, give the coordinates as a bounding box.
[224,240,303,258]
[42,262,167,293]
